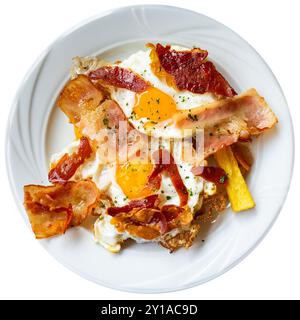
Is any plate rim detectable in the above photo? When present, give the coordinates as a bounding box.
[5,4,295,293]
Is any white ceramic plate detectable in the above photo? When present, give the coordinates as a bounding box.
[6,5,294,293]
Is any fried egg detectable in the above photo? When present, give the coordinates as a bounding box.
[110,46,215,138]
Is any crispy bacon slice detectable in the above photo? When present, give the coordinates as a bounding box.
[78,99,127,135]
[24,200,73,239]
[57,73,148,164]
[174,89,278,158]
[48,137,93,183]
[161,205,184,222]
[150,211,168,234]
[107,195,159,216]
[192,166,228,186]
[89,66,149,92]
[155,44,208,74]
[77,99,148,164]
[109,203,193,240]
[56,75,103,123]
[152,43,236,97]
[24,181,99,236]
[150,149,189,206]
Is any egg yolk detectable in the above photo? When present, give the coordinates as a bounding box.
[133,87,177,124]
[116,160,156,199]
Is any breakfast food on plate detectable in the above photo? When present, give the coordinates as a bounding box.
[23,43,278,252]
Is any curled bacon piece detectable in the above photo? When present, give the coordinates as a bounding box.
[192,166,228,186]
[24,201,73,239]
[48,137,92,183]
[89,66,149,93]
[150,149,189,206]
[150,211,168,234]
[57,72,148,165]
[154,43,237,97]
[107,195,159,216]
[161,205,184,222]
[56,75,104,123]
[24,181,99,238]
[108,201,193,240]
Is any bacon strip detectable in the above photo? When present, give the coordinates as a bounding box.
[24,181,99,238]
[192,166,228,186]
[154,43,237,97]
[57,73,148,164]
[107,195,159,216]
[150,149,189,206]
[56,75,103,123]
[24,201,73,239]
[78,99,148,164]
[161,205,185,222]
[109,203,193,240]
[89,66,149,92]
[174,89,278,158]
[48,137,93,183]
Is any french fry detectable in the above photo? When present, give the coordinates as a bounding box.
[215,146,255,212]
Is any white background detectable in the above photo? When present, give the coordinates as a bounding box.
[0,0,299,300]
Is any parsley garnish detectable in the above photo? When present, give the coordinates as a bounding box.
[219,175,227,184]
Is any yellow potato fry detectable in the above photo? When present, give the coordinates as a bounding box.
[215,146,255,212]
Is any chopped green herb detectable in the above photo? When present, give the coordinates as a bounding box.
[219,175,227,184]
